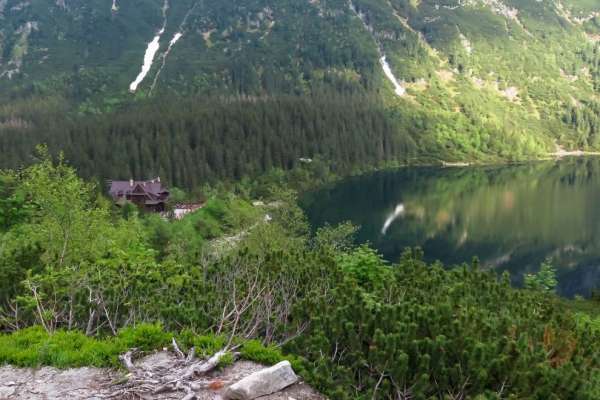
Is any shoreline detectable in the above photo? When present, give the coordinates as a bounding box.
[548,150,600,157]
[294,151,600,194]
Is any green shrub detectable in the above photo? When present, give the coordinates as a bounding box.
[288,249,600,399]
[0,326,119,368]
[241,340,306,375]
[0,325,302,371]
[116,324,171,352]
[524,259,558,292]
[175,329,228,357]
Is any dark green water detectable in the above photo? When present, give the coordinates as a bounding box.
[301,158,600,297]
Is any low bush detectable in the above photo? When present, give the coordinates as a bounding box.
[0,324,298,370]
[288,248,600,399]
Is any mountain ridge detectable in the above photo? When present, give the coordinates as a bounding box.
[1,0,600,182]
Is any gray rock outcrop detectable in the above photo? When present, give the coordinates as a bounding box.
[224,361,299,400]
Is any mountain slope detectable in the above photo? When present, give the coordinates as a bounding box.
[1,0,600,182]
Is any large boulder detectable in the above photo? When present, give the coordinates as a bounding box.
[224,361,299,400]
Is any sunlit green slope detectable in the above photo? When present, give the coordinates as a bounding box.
[2,0,600,162]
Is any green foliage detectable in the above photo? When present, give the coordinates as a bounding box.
[288,251,600,399]
[195,197,258,239]
[0,324,293,370]
[175,330,228,357]
[0,324,166,368]
[0,172,29,231]
[2,155,600,399]
[525,259,559,292]
[0,156,332,338]
[240,340,307,376]
[312,221,358,252]
[336,245,393,291]
[0,94,416,188]
[115,324,171,352]
[2,0,600,180]
[143,194,260,263]
[17,146,112,268]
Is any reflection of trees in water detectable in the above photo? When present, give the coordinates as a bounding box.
[303,158,600,296]
[397,159,600,248]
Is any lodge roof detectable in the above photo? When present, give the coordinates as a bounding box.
[108,178,169,201]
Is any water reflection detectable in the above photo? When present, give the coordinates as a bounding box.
[301,158,600,297]
[381,204,405,235]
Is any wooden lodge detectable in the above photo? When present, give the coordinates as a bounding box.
[108,177,170,212]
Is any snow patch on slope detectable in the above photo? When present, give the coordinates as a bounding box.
[129,0,169,92]
[379,56,405,97]
[169,32,182,46]
[149,32,182,92]
[129,30,164,92]
[348,1,406,97]
[149,2,199,93]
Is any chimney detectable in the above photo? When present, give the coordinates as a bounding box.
[157,176,161,183]
[129,179,134,187]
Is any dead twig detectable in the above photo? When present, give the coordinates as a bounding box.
[118,349,137,372]
[172,337,186,359]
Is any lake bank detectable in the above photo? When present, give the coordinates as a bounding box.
[301,157,600,297]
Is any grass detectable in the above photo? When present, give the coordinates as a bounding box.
[0,324,303,371]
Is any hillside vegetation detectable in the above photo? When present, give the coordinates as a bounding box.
[2,151,600,398]
[3,2,600,398]
[1,0,600,183]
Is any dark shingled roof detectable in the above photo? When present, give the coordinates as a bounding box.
[109,178,169,201]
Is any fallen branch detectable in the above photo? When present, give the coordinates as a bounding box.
[183,349,228,380]
[172,337,186,359]
[118,349,136,372]
[108,346,235,399]
[186,347,196,363]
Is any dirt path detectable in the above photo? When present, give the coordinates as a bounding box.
[0,353,325,400]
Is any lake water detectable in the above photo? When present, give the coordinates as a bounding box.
[301,158,600,297]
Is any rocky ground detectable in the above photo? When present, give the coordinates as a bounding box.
[0,352,325,400]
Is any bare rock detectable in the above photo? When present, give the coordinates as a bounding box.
[0,365,115,399]
[224,361,299,400]
[0,354,325,400]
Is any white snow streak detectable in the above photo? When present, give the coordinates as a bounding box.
[169,32,182,46]
[129,29,164,92]
[129,0,169,92]
[149,2,198,93]
[349,1,406,97]
[379,56,405,97]
[149,31,182,92]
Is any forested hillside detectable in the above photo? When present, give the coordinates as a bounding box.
[4,3,600,398]
[1,0,600,184]
[2,151,600,398]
